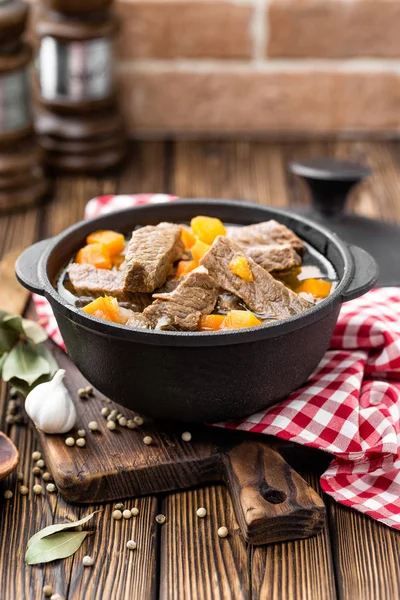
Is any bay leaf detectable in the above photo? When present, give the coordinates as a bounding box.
[22,319,48,344]
[2,340,51,386]
[28,511,99,548]
[0,325,19,354]
[25,531,89,565]
[5,377,30,398]
[35,343,58,377]
[2,314,25,334]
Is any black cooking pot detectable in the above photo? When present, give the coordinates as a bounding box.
[16,200,378,422]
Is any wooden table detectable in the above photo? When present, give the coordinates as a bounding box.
[1,140,400,600]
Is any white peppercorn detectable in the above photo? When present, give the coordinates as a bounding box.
[19,485,29,495]
[118,417,127,427]
[3,490,13,500]
[114,503,124,510]
[143,436,152,446]
[16,471,24,481]
[42,472,52,482]
[46,483,56,493]
[65,437,75,447]
[127,420,137,429]
[33,484,42,495]
[181,431,192,442]
[155,514,166,525]
[112,510,122,520]
[107,421,117,431]
[76,438,86,447]
[36,459,45,468]
[122,509,132,519]
[43,585,53,597]
[133,416,144,426]
[127,540,137,550]
[77,429,86,437]
[77,388,87,399]
[32,466,42,476]
[217,526,229,538]
[101,407,111,417]
[196,507,207,518]
[32,451,41,461]
[88,421,99,431]
[82,555,94,567]
[131,507,139,517]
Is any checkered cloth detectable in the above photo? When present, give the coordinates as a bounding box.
[33,194,400,529]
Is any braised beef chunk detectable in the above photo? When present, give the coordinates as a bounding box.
[227,220,304,254]
[245,243,302,272]
[142,267,219,331]
[200,236,311,319]
[67,263,152,310]
[123,222,184,293]
[126,313,150,329]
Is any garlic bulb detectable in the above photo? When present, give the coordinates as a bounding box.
[25,369,77,434]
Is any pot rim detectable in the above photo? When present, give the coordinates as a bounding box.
[32,199,358,347]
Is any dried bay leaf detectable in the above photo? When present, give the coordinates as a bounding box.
[25,531,89,565]
[22,318,48,344]
[2,340,51,386]
[28,511,99,548]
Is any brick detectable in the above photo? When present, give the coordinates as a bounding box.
[116,0,253,60]
[268,0,400,58]
[118,67,400,135]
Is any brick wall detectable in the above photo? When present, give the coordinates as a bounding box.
[33,0,400,137]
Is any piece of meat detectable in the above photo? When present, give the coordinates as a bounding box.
[67,263,152,310]
[227,220,304,254]
[200,236,311,319]
[126,313,150,330]
[142,266,219,331]
[245,243,302,272]
[123,222,184,293]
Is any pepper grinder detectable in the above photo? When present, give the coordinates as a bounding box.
[35,0,125,172]
[0,0,47,213]
[289,157,400,287]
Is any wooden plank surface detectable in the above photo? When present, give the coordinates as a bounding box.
[1,140,400,600]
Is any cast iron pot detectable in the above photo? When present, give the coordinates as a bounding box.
[16,200,378,422]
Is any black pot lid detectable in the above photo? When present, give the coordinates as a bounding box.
[289,158,400,288]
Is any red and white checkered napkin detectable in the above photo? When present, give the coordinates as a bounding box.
[33,194,400,529]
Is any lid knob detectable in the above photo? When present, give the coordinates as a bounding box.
[289,157,372,217]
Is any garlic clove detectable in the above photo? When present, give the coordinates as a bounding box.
[25,369,77,434]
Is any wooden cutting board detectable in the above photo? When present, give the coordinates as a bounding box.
[36,345,326,546]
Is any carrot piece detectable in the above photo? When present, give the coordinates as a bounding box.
[87,230,125,256]
[75,243,112,269]
[175,260,197,278]
[296,278,332,299]
[181,228,196,251]
[190,216,226,245]
[222,310,262,330]
[191,239,211,263]
[198,314,226,331]
[229,255,254,282]
[82,296,123,323]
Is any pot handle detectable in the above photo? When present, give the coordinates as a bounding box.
[15,238,51,296]
[220,441,325,545]
[341,244,379,302]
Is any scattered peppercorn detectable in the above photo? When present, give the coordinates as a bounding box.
[88,421,99,431]
[118,417,127,427]
[77,388,87,399]
[50,594,63,600]
[76,438,86,448]
[42,472,52,482]
[82,555,94,567]
[133,416,144,426]
[77,429,86,437]
[84,386,94,396]
[155,514,166,525]
[112,510,122,520]
[101,407,110,417]
[43,585,53,597]
[114,503,124,510]
[46,483,56,493]
[102,397,111,404]
[181,431,192,442]
[16,471,24,482]
[32,451,41,461]
[196,507,207,518]
[143,436,152,445]
[127,420,137,429]
[122,509,132,519]
[107,421,117,431]
[65,437,75,447]
[33,484,43,495]
[36,459,45,469]
[3,490,13,500]
[131,507,139,517]
[127,540,137,550]
[19,485,29,495]
[217,526,228,538]
[32,467,42,476]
